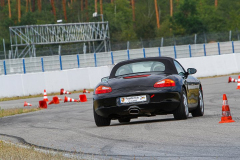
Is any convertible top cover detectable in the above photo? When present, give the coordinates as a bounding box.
[110,57,178,78]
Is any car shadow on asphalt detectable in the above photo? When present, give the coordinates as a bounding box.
[110,117,193,127]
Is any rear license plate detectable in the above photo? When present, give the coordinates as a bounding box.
[120,95,147,104]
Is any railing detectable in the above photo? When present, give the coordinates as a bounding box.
[0,41,240,75]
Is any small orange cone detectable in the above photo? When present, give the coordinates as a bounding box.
[24,101,32,107]
[39,100,47,109]
[228,76,238,83]
[64,96,79,103]
[79,94,87,102]
[43,89,49,101]
[237,76,240,89]
[60,88,71,95]
[219,94,235,123]
[53,96,60,104]
[83,89,90,93]
[48,96,60,105]
[48,100,54,105]
[59,97,62,101]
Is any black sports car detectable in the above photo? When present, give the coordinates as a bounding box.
[93,57,204,126]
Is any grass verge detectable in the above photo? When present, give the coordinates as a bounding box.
[198,72,240,79]
[0,107,42,118]
[0,140,78,160]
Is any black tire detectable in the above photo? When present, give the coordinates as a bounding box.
[173,89,189,120]
[192,87,204,117]
[118,118,131,123]
[93,109,111,127]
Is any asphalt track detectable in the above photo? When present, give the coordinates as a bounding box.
[1,75,240,160]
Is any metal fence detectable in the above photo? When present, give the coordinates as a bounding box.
[1,30,239,59]
[0,40,240,75]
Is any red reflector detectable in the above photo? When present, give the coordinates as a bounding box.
[150,94,155,98]
[95,85,112,94]
[124,74,150,79]
[154,79,176,88]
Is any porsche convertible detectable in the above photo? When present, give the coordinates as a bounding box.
[93,57,204,126]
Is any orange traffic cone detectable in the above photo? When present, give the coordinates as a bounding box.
[219,94,235,123]
[64,96,79,103]
[237,76,240,89]
[43,89,49,101]
[79,94,87,102]
[24,101,32,107]
[53,96,60,104]
[48,100,54,105]
[49,96,60,105]
[228,76,238,83]
[39,100,47,109]
[83,89,90,93]
[60,88,71,95]
[59,97,62,101]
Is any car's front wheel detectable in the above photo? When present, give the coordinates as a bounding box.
[93,109,111,127]
[118,118,131,123]
[173,88,189,120]
[192,87,204,117]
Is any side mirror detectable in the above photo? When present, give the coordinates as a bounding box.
[187,68,197,75]
[101,76,109,82]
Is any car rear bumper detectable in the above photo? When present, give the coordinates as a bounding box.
[93,92,181,118]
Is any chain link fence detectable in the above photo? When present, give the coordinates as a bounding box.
[1,40,240,75]
[1,30,240,59]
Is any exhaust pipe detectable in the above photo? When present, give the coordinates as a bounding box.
[129,109,139,114]
[128,106,140,114]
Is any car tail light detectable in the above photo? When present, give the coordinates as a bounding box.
[95,85,112,94]
[154,79,176,88]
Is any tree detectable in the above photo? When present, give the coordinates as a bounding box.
[198,0,226,32]
[134,0,157,39]
[62,0,67,21]
[103,0,137,41]
[20,11,37,25]
[171,0,207,35]
[50,0,56,19]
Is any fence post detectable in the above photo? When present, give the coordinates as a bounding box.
[232,41,235,53]
[143,48,146,58]
[111,52,114,65]
[23,59,26,74]
[77,54,80,68]
[218,42,221,55]
[158,47,161,57]
[174,45,177,59]
[189,44,192,57]
[3,39,6,59]
[203,44,206,56]
[41,57,44,72]
[94,53,97,67]
[3,60,6,75]
[59,55,62,70]
[161,37,164,47]
[229,30,232,41]
[127,49,130,60]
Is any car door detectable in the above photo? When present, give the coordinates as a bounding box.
[173,60,198,108]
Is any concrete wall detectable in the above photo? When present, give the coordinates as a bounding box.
[0,66,112,98]
[177,53,240,77]
[1,54,240,98]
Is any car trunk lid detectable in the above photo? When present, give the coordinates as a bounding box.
[108,73,168,90]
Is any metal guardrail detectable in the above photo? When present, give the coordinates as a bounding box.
[0,41,239,75]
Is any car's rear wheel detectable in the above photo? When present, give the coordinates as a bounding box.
[93,109,111,127]
[118,118,131,123]
[192,87,204,117]
[173,88,189,120]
